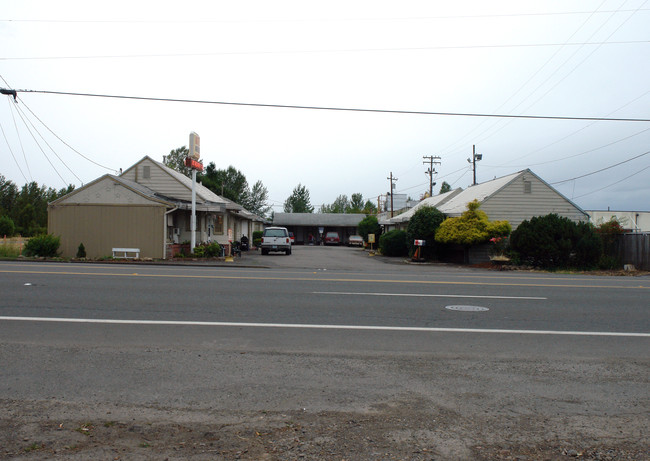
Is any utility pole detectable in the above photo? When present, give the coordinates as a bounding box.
[387,172,398,217]
[423,155,441,196]
[467,144,483,186]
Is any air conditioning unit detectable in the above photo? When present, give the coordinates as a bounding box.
[173,228,180,235]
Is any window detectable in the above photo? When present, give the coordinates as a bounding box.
[524,180,532,194]
[215,215,224,234]
[143,165,151,179]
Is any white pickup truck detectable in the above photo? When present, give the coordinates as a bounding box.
[260,226,292,255]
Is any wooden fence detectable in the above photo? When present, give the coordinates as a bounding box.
[615,233,650,270]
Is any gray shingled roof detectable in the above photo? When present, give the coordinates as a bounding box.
[273,213,368,226]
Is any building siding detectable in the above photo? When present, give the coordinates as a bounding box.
[480,174,587,230]
[122,158,193,202]
[57,177,154,206]
[48,204,166,259]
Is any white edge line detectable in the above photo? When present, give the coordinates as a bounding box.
[313,291,547,300]
[1,316,647,337]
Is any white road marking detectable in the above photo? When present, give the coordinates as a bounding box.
[1,316,647,337]
[313,291,547,300]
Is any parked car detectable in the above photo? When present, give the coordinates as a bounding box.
[260,226,292,255]
[347,235,364,247]
[324,231,340,245]
[289,232,295,244]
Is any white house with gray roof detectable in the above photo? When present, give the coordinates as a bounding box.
[388,169,589,231]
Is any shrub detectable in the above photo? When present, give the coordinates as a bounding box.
[23,234,60,258]
[435,200,511,246]
[0,243,21,258]
[379,229,408,257]
[0,215,15,237]
[192,242,221,258]
[357,215,382,245]
[76,242,86,258]
[406,206,445,259]
[510,214,602,269]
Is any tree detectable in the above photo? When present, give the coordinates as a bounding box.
[246,180,272,219]
[435,200,510,247]
[439,181,452,194]
[379,229,408,256]
[406,206,445,259]
[330,194,349,213]
[0,175,18,216]
[349,193,364,213]
[0,215,15,237]
[357,215,381,244]
[284,184,314,213]
[200,163,250,205]
[362,200,377,214]
[163,146,192,178]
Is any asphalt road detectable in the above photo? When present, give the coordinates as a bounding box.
[0,248,648,458]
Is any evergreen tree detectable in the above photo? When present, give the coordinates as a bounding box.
[283,184,314,213]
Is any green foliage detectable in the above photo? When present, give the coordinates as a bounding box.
[439,181,452,194]
[406,206,445,259]
[0,215,16,237]
[510,214,602,269]
[200,164,250,204]
[362,200,377,214]
[252,230,264,241]
[192,242,221,258]
[23,234,61,258]
[76,242,86,258]
[596,217,624,262]
[163,146,192,178]
[379,229,408,257]
[321,193,372,214]
[435,200,511,246]
[357,215,382,244]
[283,183,314,213]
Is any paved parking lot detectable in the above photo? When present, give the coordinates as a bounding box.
[242,243,386,270]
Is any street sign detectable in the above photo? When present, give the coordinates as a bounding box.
[184,157,204,172]
[368,234,375,243]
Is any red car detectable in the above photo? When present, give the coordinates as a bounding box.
[324,231,340,245]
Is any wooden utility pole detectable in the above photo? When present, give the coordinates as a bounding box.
[468,145,482,186]
[423,155,441,196]
[387,172,398,217]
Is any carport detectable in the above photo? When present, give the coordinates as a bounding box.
[272,213,367,245]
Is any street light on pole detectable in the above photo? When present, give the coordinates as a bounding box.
[467,144,482,186]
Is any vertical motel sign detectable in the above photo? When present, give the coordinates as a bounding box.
[186,132,203,252]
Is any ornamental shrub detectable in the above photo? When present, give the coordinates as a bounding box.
[510,214,602,269]
[76,242,86,258]
[406,206,445,259]
[379,229,408,257]
[23,233,60,258]
[435,200,511,246]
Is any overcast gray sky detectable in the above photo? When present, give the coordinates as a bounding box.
[1,0,649,212]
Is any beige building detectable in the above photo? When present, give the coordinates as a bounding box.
[387,169,589,230]
[48,156,264,259]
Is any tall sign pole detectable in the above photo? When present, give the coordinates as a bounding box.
[186,132,203,253]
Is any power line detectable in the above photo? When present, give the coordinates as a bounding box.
[11,89,650,122]
[19,98,114,171]
[3,9,649,24]
[0,119,28,183]
[551,151,650,185]
[2,40,647,61]
[572,165,650,199]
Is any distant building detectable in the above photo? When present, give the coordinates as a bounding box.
[587,210,649,232]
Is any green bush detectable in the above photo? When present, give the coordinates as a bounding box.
[76,242,86,258]
[0,215,16,237]
[510,214,602,269]
[379,229,408,257]
[406,206,445,259]
[252,230,263,241]
[0,244,21,258]
[435,200,511,246]
[192,242,221,258]
[357,215,382,245]
[23,234,61,258]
